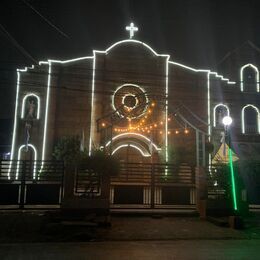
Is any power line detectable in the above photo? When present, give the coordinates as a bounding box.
[21,0,70,39]
[0,64,235,85]
[0,23,36,64]
[0,60,254,103]
[0,79,251,103]
[0,78,238,96]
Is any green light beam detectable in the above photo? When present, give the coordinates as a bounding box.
[228,147,238,211]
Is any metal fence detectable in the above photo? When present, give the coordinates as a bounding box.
[207,164,228,201]
[110,162,196,208]
[0,160,64,209]
[0,160,197,209]
[74,166,101,197]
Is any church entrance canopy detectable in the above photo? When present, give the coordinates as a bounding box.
[105,132,161,163]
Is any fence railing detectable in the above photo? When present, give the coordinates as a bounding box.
[111,162,195,185]
[0,160,64,181]
[0,160,197,209]
[207,164,229,201]
[244,125,258,134]
[75,166,101,197]
[111,162,196,207]
[0,160,64,208]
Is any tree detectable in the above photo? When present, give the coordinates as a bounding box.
[52,136,84,163]
[52,136,120,176]
[84,150,120,176]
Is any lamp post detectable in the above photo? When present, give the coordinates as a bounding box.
[222,115,232,128]
[222,116,238,212]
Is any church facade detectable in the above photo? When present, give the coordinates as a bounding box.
[10,25,260,180]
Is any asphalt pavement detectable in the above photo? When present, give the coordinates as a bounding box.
[1,240,260,259]
[0,212,260,259]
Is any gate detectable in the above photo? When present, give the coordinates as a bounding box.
[0,160,196,210]
[0,160,64,209]
[110,162,196,208]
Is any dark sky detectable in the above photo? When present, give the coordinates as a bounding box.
[1,0,260,68]
[0,0,260,118]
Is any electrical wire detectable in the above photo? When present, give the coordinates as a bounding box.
[21,0,70,39]
[0,23,37,64]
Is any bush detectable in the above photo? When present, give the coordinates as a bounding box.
[83,150,120,176]
[52,136,85,163]
[53,136,120,176]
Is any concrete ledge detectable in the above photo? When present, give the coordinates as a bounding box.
[61,198,110,209]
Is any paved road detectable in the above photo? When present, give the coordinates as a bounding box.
[1,240,260,260]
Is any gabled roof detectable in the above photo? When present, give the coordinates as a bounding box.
[217,41,260,67]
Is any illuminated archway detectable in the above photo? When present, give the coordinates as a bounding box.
[213,104,230,127]
[21,93,40,119]
[16,144,37,179]
[112,144,151,157]
[105,132,161,151]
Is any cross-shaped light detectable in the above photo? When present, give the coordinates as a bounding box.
[126,22,138,39]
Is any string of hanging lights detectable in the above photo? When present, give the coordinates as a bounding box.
[100,100,191,135]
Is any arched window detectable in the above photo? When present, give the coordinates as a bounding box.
[21,94,40,119]
[242,105,260,134]
[240,64,259,92]
[213,104,230,127]
[17,144,37,179]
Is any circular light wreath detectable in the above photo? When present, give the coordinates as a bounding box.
[112,84,148,119]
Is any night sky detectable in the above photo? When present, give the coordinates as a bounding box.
[1,0,260,67]
[0,0,260,119]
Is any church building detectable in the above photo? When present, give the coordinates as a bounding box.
[9,23,260,205]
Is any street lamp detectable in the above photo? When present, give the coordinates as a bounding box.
[222,116,232,127]
[222,115,238,211]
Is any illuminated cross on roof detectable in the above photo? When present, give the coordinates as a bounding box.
[125,22,138,39]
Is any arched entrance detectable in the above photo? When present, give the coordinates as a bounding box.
[105,132,161,163]
[112,144,151,163]
[106,132,196,208]
[106,133,163,206]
